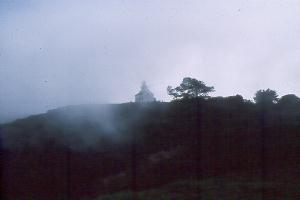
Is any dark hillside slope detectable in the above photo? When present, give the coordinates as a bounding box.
[1,98,300,200]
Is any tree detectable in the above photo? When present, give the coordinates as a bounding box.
[277,94,300,106]
[277,94,300,111]
[254,89,278,105]
[167,77,215,100]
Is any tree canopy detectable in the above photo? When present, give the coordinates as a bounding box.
[167,77,215,100]
[278,94,300,106]
[254,89,278,105]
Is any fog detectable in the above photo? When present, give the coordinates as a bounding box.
[1,0,300,123]
[1,104,139,150]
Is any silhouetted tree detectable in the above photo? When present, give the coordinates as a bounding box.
[277,94,300,107]
[254,89,278,196]
[254,89,278,105]
[167,77,214,100]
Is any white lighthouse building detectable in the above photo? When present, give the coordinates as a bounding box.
[135,81,156,103]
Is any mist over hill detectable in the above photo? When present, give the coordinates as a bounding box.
[1,97,300,200]
[2,1,300,199]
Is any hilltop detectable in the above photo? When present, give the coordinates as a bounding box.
[1,97,300,200]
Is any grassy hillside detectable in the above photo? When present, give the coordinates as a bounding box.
[1,97,300,200]
[93,178,300,200]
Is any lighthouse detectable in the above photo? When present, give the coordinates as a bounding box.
[135,81,156,103]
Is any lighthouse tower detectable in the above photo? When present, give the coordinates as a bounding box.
[135,81,156,103]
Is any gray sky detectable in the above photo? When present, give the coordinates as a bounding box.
[1,0,300,122]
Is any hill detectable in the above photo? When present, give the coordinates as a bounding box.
[1,97,300,200]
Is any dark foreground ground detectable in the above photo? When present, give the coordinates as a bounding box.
[1,98,300,199]
[93,177,300,200]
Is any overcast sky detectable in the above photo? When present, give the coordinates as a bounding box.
[1,0,300,122]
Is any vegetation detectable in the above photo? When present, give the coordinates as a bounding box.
[1,79,300,200]
[167,77,214,99]
[254,89,279,105]
[93,178,299,200]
